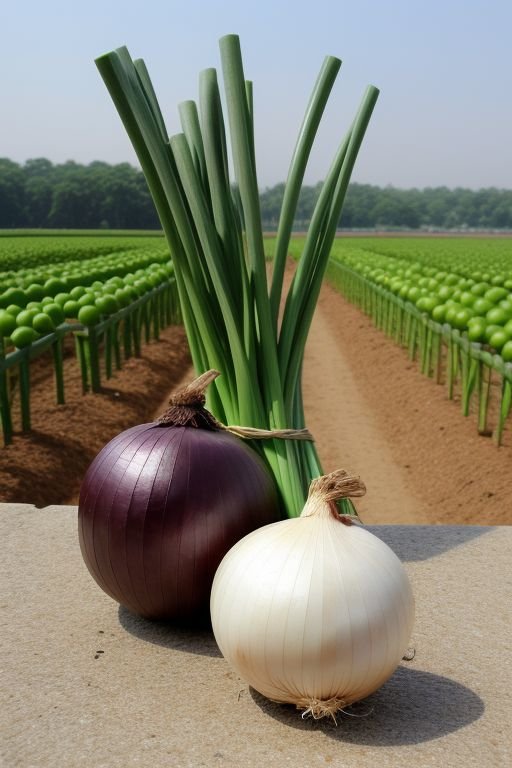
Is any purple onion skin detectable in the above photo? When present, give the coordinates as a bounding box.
[78,423,280,622]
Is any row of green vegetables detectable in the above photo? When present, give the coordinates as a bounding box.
[0,242,172,348]
[313,237,512,444]
[327,238,512,361]
[0,239,178,445]
[339,236,510,274]
[0,234,166,272]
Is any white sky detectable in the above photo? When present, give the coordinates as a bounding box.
[1,0,511,190]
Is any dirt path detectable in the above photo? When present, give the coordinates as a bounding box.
[302,275,511,525]
[302,297,430,524]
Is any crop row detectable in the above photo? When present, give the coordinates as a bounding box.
[328,240,512,360]
[324,238,512,444]
[0,237,180,446]
[0,234,166,273]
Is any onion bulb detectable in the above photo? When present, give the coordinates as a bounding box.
[210,470,415,721]
[78,370,280,622]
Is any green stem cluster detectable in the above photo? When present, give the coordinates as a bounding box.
[96,34,379,517]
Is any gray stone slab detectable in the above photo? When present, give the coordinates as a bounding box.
[1,503,510,767]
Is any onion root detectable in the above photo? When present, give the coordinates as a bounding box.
[296,697,348,723]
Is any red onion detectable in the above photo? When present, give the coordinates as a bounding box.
[78,371,280,621]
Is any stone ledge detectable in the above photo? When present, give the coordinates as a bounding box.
[1,503,510,768]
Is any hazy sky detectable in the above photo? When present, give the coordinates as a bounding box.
[1,0,510,190]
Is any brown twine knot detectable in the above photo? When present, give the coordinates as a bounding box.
[157,369,314,441]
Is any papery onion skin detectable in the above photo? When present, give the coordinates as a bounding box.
[78,423,280,622]
[210,513,415,710]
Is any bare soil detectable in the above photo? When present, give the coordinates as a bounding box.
[0,326,192,508]
[302,278,511,525]
[1,263,510,524]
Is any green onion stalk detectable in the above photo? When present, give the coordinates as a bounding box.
[95,34,379,518]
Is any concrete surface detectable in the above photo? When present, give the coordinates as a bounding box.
[1,504,511,768]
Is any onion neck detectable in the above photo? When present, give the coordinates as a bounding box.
[156,369,224,431]
[300,470,366,523]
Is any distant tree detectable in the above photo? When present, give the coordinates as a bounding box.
[24,175,53,227]
[340,184,380,228]
[24,157,54,178]
[489,198,512,229]
[260,184,285,228]
[0,159,27,227]
[96,163,159,229]
[296,183,322,227]
[48,175,100,228]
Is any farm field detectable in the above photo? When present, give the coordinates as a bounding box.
[0,233,511,525]
[277,235,512,444]
[0,232,179,444]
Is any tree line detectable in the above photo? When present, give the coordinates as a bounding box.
[0,158,160,230]
[261,182,512,231]
[1,157,511,231]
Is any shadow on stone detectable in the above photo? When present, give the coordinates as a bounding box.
[249,665,484,745]
[367,524,490,562]
[118,605,221,658]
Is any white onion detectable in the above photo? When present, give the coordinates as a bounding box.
[210,470,415,721]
